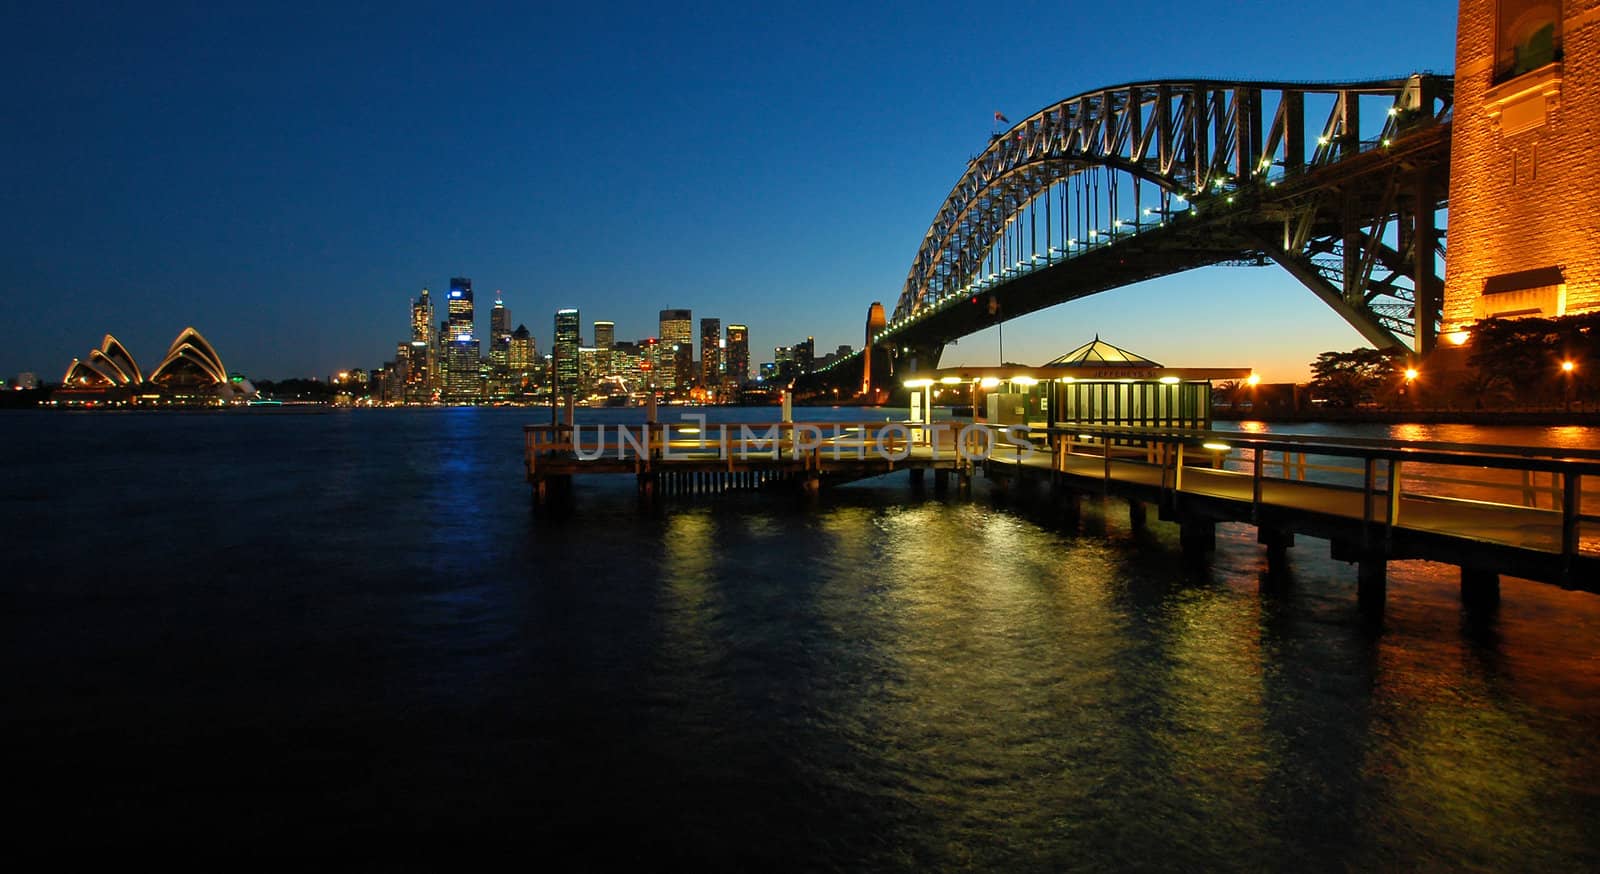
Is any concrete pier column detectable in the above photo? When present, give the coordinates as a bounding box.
[910,468,926,490]
[1358,556,1387,616]
[933,469,950,496]
[1059,491,1081,526]
[1180,517,1215,564]
[1259,528,1294,589]
[1128,499,1147,530]
[1461,567,1500,609]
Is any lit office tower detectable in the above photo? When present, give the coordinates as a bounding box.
[444,336,481,403]
[442,277,479,402]
[593,321,615,351]
[410,288,438,393]
[491,292,511,356]
[405,341,432,402]
[726,324,749,385]
[447,277,474,340]
[411,288,434,343]
[699,318,721,389]
[488,292,511,398]
[554,308,581,397]
[508,324,537,394]
[659,308,692,391]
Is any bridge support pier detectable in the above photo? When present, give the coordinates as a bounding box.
[1128,499,1147,531]
[1461,567,1500,609]
[801,473,821,497]
[933,469,949,496]
[957,468,972,497]
[909,468,925,491]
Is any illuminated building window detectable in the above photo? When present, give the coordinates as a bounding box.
[1496,0,1561,83]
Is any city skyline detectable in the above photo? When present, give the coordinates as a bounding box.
[4,1,1459,382]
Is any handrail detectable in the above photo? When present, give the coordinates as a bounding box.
[1044,424,1600,475]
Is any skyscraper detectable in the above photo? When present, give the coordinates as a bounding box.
[593,321,615,351]
[508,324,537,394]
[659,308,692,392]
[443,277,479,402]
[411,288,434,344]
[489,292,511,399]
[554,308,580,397]
[699,318,721,389]
[447,277,473,340]
[410,288,438,396]
[405,340,432,402]
[726,324,749,385]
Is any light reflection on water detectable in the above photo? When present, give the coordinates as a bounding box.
[1,407,1597,867]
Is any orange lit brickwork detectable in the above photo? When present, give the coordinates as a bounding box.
[1444,0,1600,331]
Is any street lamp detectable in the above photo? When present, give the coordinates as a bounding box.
[1562,360,1577,412]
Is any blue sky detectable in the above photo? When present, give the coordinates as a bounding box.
[2,0,1458,382]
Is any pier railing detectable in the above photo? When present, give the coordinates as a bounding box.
[524,420,973,476]
[1022,423,1600,564]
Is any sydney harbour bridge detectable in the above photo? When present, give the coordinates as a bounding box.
[803,73,1453,399]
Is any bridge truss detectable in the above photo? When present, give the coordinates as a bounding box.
[886,74,1452,359]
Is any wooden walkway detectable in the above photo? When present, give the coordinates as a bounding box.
[982,426,1600,596]
[524,418,1600,606]
[524,420,975,501]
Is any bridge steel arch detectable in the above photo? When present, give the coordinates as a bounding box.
[875,75,1452,376]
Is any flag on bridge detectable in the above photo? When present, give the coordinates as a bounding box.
[994,111,1010,124]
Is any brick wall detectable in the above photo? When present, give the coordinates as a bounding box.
[1444,0,1600,331]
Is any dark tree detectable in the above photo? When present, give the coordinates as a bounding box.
[1308,347,1405,408]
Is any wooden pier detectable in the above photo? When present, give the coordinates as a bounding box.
[524,419,975,503]
[979,424,1600,602]
[524,417,1600,611]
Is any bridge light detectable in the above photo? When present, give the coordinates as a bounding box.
[1012,376,1038,386]
[904,378,933,388]
[1317,136,1330,146]
[1562,360,1576,373]
[939,376,963,385]
[1158,376,1181,384]
[1382,139,1392,147]
[980,377,1000,388]
[1388,107,1399,116]
[1403,367,1419,382]
[1202,441,1232,452]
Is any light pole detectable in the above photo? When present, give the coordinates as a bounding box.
[1562,360,1576,412]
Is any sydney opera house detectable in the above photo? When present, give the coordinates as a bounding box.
[57,327,255,406]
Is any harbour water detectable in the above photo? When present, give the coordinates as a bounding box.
[4,407,1598,867]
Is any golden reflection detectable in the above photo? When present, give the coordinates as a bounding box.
[1236,420,1268,433]
[1156,589,1271,845]
[656,509,724,681]
[1359,563,1594,867]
